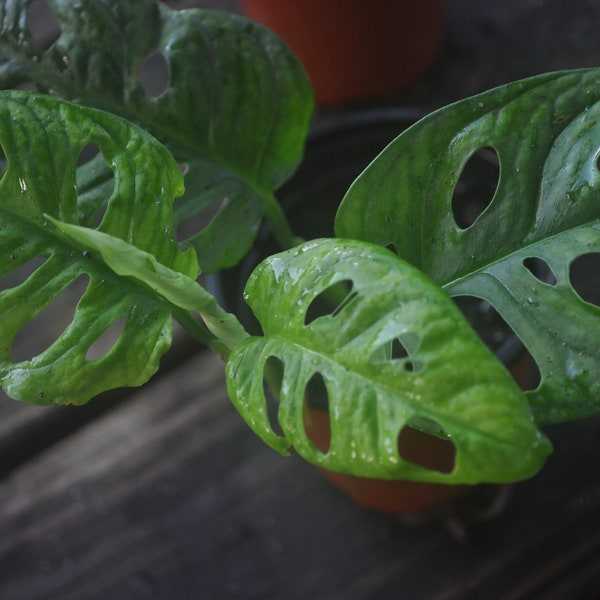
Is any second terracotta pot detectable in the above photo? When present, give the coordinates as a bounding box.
[304,407,469,514]
[242,0,446,105]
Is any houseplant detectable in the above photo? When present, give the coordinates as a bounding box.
[216,108,529,513]
[0,1,598,512]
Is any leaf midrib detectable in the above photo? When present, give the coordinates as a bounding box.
[441,218,600,292]
[273,336,537,454]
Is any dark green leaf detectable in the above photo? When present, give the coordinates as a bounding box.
[0,0,313,271]
[336,69,600,424]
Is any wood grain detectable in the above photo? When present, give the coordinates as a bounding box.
[1,351,599,599]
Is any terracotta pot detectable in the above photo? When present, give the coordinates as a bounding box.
[303,346,535,514]
[242,0,446,105]
[304,408,469,514]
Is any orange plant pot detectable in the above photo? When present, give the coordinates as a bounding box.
[302,349,536,515]
[304,408,469,514]
[242,0,446,105]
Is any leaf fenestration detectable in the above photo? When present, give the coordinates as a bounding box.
[336,69,600,424]
[226,239,551,484]
[0,91,195,405]
[0,0,314,271]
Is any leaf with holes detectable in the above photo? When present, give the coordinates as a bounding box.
[336,68,600,425]
[0,91,198,405]
[226,239,551,484]
[0,0,313,272]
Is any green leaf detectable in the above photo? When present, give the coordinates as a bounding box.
[336,69,600,425]
[0,0,314,271]
[0,90,195,405]
[49,219,248,356]
[226,239,551,484]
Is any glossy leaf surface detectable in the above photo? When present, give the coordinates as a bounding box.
[226,239,551,484]
[0,91,196,405]
[336,69,600,424]
[0,0,313,271]
[49,219,248,356]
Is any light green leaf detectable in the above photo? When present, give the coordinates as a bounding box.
[226,239,551,484]
[0,90,195,405]
[49,219,248,355]
[336,68,600,424]
[0,0,314,271]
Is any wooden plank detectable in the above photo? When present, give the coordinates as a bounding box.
[0,351,598,599]
[0,320,200,476]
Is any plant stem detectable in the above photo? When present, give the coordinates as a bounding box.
[193,298,250,358]
[173,307,231,359]
[261,191,303,250]
[48,219,250,359]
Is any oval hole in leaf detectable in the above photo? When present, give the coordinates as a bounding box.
[11,274,89,362]
[523,256,557,286]
[305,280,357,325]
[77,143,100,167]
[303,372,331,454]
[391,334,423,373]
[27,0,61,49]
[398,418,456,474]
[138,53,169,98]
[76,144,115,228]
[510,346,541,392]
[570,252,600,307]
[0,143,7,180]
[263,355,285,438]
[371,333,423,372]
[453,295,540,389]
[391,337,409,360]
[0,255,47,292]
[85,317,126,361]
[454,296,517,357]
[452,146,499,229]
[175,196,228,243]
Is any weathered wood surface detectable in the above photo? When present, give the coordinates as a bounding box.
[2,1,600,598]
[0,350,599,599]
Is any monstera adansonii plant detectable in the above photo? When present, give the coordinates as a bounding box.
[0,1,598,486]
